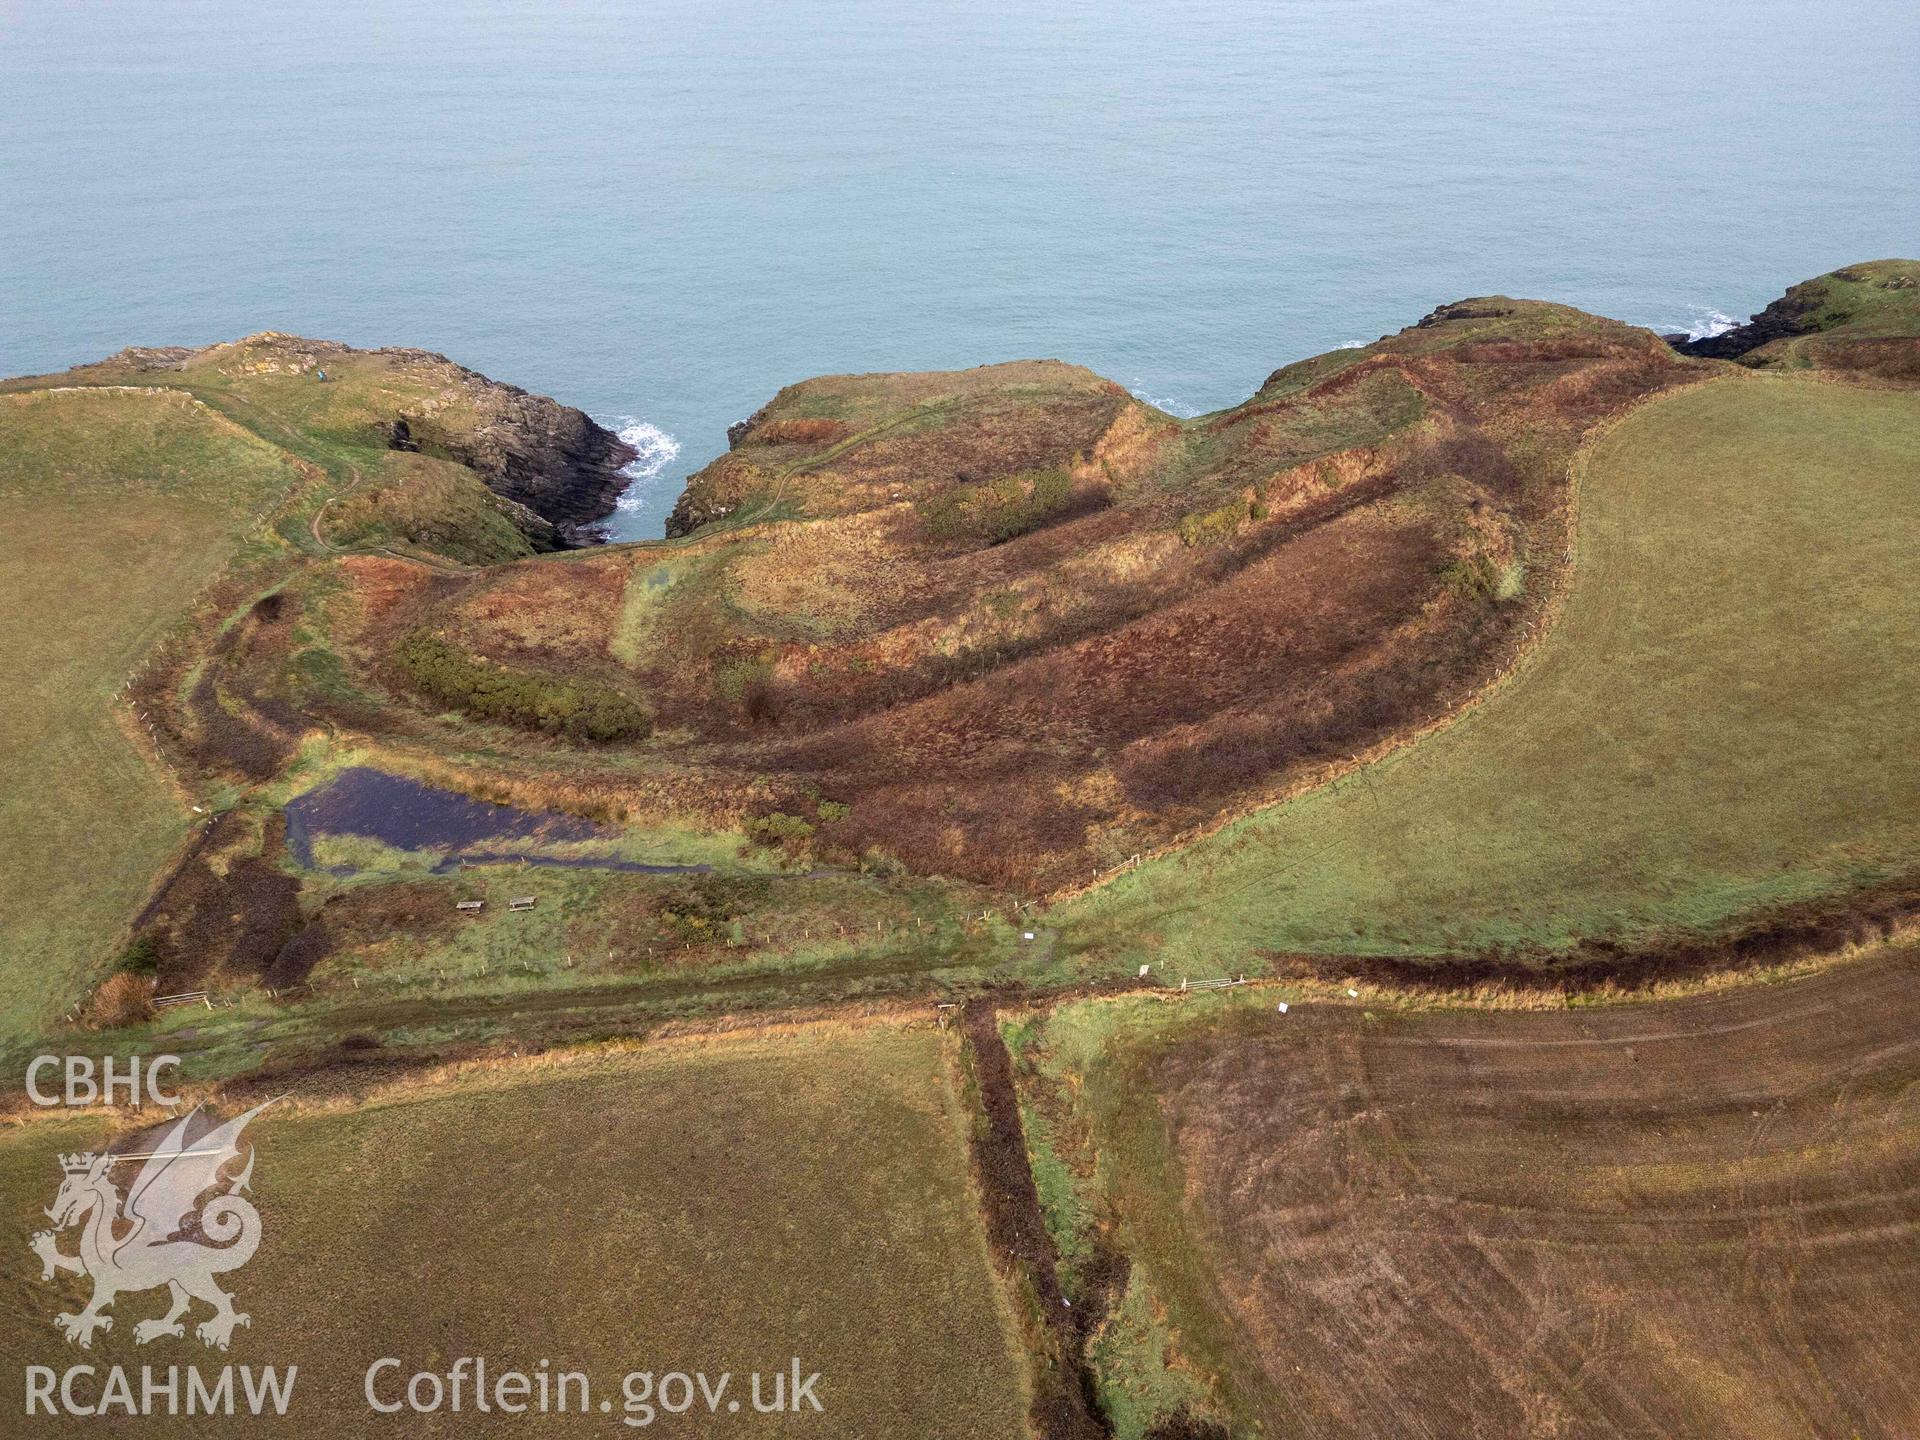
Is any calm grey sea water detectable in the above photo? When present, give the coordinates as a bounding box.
[3,1,1915,537]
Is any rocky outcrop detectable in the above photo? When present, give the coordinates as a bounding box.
[1416,300,1519,328]
[726,407,768,448]
[663,452,766,538]
[1672,262,1919,363]
[1675,283,1825,360]
[374,346,636,542]
[91,333,636,545]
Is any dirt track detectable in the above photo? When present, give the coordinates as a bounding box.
[1143,946,1920,1437]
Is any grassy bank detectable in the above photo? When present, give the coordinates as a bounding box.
[0,389,302,1032]
[1064,374,1920,969]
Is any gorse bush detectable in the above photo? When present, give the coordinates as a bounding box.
[653,875,777,945]
[919,467,1073,545]
[117,933,161,976]
[744,809,817,863]
[714,655,770,703]
[746,811,814,845]
[1177,499,1248,547]
[1439,552,1501,602]
[655,883,735,944]
[397,629,651,742]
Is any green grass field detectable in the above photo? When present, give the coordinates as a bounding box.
[0,1025,1029,1437]
[0,389,302,1033]
[1063,373,1920,968]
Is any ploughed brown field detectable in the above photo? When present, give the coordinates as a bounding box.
[1131,950,1920,1437]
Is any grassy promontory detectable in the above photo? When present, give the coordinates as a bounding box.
[3,264,1920,1440]
[1,263,1917,1054]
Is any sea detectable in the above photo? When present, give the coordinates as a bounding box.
[2,0,1915,539]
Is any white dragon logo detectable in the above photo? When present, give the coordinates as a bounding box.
[28,1100,275,1351]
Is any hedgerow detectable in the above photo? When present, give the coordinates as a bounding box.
[397,629,650,742]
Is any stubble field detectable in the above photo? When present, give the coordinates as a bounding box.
[1040,944,1920,1437]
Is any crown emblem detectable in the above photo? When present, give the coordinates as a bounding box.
[58,1152,97,1175]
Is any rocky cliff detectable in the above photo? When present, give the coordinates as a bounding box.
[372,345,636,538]
[1677,260,1920,365]
[84,334,636,544]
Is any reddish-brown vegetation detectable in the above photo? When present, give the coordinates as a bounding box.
[1802,336,1920,384]
[745,416,851,446]
[128,815,305,992]
[151,303,1701,894]
[84,971,154,1029]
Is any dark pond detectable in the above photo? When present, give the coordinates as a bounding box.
[282,767,712,876]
